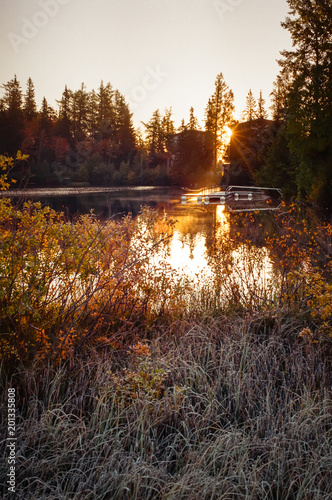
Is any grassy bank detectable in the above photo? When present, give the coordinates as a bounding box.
[1,316,331,499]
[0,187,331,498]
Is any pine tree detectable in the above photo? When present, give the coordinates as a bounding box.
[188,107,199,131]
[0,75,23,114]
[143,110,161,157]
[23,77,37,121]
[40,97,55,119]
[39,97,55,135]
[205,73,234,169]
[161,108,175,151]
[243,89,257,122]
[113,90,136,161]
[0,75,24,153]
[270,75,289,122]
[257,90,268,119]
[57,85,72,120]
[278,0,332,204]
[56,85,72,139]
[97,81,114,123]
[71,83,89,140]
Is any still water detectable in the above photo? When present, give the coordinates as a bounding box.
[3,186,274,299]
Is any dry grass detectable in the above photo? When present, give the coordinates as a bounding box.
[1,314,331,499]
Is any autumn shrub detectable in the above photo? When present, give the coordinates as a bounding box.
[0,202,189,369]
[260,203,332,342]
[0,157,187,370]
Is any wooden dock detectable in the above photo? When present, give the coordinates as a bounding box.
[181,186,282,211]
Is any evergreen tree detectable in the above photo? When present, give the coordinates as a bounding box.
[39,97,55,135]
[143,110,163,158]
[161,108,175,170]
[23,77,37,121]
[71,83,89,140]
[256,123,295,199]
[57,85,72,120]
[97,81,114,123]
[0,75,24,153]
[242,89,257,122]
[88,89,99,136]
[143,109,176,169]
[279,0,332,204]
[161,108,175,152]
[170,129,214,187]
[92,81,115,139]
[178,118,187,133]
[56,85,72,140]
[257,90,268,119]
[188,107,199,131]
[270,74,289,123]
[113,90,136,161]
[205,73,234,169]
[0,75,23,113]
[205,98,214,132]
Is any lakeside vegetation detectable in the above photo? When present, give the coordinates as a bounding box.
[1,152,332,498]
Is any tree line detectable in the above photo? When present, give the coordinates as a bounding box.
[0,72,265,189]
[0,0,331,205]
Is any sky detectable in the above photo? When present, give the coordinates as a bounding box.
[0,0,293,130]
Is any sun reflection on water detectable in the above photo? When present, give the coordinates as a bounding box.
[168,230,212,281]
[161,205,231,282]
[152,201,275,306]
[215,204,230,238]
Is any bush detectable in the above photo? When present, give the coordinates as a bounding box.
[0,177,184,370]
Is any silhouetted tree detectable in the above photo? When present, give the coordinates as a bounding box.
[279,0,332,204]
[113,90,136,163]
[170,129,214,187]
[142,110,163,161]
[257,90,268,119]
[56,85,72,140]
[270,74,290,123]
[161,108,175,156]
[187,107,199,131]
[93,81,115,139]
[39,97,55,135]
[0,75,24,153]
[97,82,114,123]
[255,123,295,199]
[178,118,187,133]
[205,73,234,169]
[242,89,257,122]
[71,83,90,140]
[23,77,37,121]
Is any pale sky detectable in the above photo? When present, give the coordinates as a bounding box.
[0,0,292,129]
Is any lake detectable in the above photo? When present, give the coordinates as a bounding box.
[2,185,276,303]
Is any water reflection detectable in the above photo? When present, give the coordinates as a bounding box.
[157,200,275,307]
[162,205,231,282]
[165,204,271,295]
[5,186,275,304]
[2,186,179,219]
